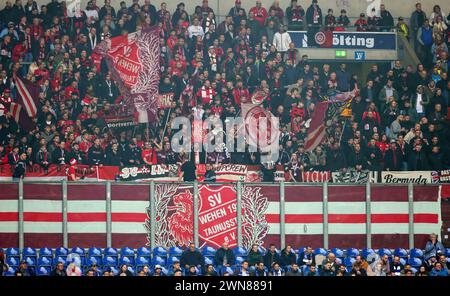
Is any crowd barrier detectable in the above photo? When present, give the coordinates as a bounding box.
[1,180,449,251]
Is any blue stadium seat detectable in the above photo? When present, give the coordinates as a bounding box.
[235,256,245,266]
[233,247,248,257]
[25,256,36,267]
[127,266,136,275]
[202,246,217,257]
[6,256,20,267]
[104,247,119,257]
[409,248,424,258]
[86,256,101,267]
[161,267,169,275]
[346,248,359,257]
[394,248,408,258]
[109,266,119,276]
[296,247,306,254]
[23,247,37,257]
[71,247,85,256]
[313,248,328,256]
[204,257,214,266]
[136,256,150,266]
[221,266,234,276]
[410,267,417,274]
[361,248,375,259]
[5,266,16,276]
[399,258,407,266]
[103,256,118,267]
[6,248,20,258]
[445,248,450,257]
[37,256,52,267]
[37,266,51,276]
[153,247,168,257]
[344,257,355,267]
[53,256,67,267]
[378,248,392,257]
[88,247,102,257]
[152,255,166,266]
[120,247,135,257]
[331,248,344,258]
[119,256,135,266]
[39,247,53,258]
[335,257,342,265]
[55,247,69,257]
[169,247,183,257]
[167,256,180,266]
[408,257,422,267]
[258,246,267,255]
[137,247,151,258]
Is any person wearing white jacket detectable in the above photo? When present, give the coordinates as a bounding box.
[273,26,292,53]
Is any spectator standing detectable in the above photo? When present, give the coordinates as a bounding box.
[411,3,427,50]
[249,0,268,27]
[424,233,445,260]
[285,0,305,31]
[305,0,323,47]
[378,4,394,32]
[272,25,291,54]
[12,152,27,181]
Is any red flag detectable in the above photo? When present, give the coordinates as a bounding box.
[94,27,161,123]
[9,102,36,132]
[304,102,329,152]
[13,74,40,118]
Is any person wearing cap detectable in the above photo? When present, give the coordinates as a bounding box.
[397,17,410,41]
[66,158,80,181]
[228,0,246,27]
[354,13,368,31]
[153,265,165,276]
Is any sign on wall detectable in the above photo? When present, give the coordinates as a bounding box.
[289,31,397,50]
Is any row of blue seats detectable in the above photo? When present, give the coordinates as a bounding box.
[4,246,450,260]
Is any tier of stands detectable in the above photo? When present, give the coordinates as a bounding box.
[3,246,450,276]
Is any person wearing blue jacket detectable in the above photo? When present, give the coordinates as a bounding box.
[429,262,448,276]
[424,233,445,261]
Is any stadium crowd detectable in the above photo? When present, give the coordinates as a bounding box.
[0,234,449,276]
[0,0,449,181]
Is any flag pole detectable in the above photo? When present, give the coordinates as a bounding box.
[161,106,172,141]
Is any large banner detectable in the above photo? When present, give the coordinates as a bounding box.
[0,184,442,249]
[289,31,397,50]
[94,27,161,123]
[381,171,437,184]
[146,184,270,249]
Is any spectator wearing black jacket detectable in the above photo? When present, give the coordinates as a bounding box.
[214,241,235,270]
[384,140,403,171]
[50,262,67,276]
[378,4,394,31]
[264,244,281,268]
[88,138,105,166]
[298,246,315,266]
[180,243,204,270]
[247,244,263,266]
[280,245,297,268]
